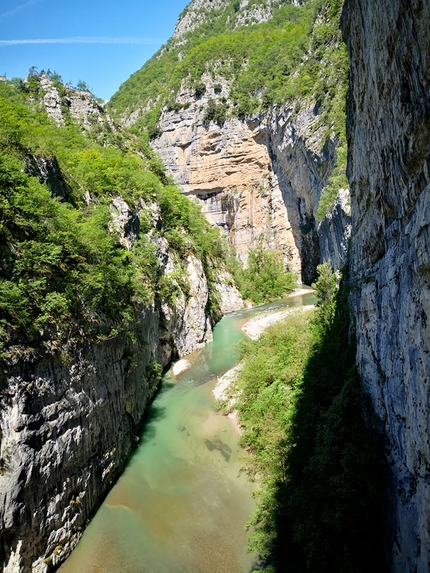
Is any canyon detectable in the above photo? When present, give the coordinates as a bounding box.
[1,0,429,571]
[0,191,243,571]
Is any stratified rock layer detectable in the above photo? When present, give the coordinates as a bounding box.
[342,1,430,570]
[153,88,349,283]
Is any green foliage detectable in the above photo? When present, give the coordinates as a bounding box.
[233,311,316,558]
[311,261,338,326]
[0,78,229,349]
[232,310,315,558]
[108,0,347,134]
[67,147,162,204]
[234,242,296,304]
[194,81,207,99]
[203,98,229,126]
[317,143,349,220]
[233,270,386,571]
[76,80,89,92]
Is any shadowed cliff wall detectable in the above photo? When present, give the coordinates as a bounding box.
[342,1,430,569]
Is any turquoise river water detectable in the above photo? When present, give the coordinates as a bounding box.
[59,292,315,573]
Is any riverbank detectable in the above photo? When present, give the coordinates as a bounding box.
[213,298,315,431]
[213,364,244,434]
[242,305,314,340]
[287,287,315,298]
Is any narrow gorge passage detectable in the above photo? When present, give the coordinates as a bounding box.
[59,292,315,572]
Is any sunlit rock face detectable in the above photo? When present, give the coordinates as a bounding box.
[172,0,283,44]
[153,87,349,284]
[39,74,113,129]
[342,1,430,570]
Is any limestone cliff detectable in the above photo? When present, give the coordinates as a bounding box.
[153,88,350,284]
[342,1,430,570]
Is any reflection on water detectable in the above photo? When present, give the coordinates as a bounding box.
[59,292,315,573]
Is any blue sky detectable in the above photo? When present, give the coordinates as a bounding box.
[0,0,189,100]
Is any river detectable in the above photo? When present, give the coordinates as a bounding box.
[59,291,315,573]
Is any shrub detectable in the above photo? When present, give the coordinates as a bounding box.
[234,242,295,304]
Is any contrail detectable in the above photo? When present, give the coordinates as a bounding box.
[0,37,162,46]
[0,0,44,20]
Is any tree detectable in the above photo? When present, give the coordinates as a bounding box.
[237,242,295,304]
[311,261,338,326]
[76,80,89,91]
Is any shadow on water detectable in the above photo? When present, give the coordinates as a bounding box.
[136,403,167,446]
[130,378,178,450]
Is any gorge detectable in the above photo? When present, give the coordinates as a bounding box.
[1,0,429,571]
[56,295,315,572]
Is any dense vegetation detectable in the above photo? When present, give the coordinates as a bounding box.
[226,263,386,572]
[109,0,348,213]
[0,78,227,352]
[232,242,296,304]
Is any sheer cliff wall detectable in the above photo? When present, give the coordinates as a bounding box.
[152,89,351,284]
[0,250,230,572]
[342,1,430,570]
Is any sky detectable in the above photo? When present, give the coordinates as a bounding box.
[0,0,190,100]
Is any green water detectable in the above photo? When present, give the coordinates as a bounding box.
[59,292,315,573]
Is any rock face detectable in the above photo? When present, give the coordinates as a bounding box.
[214,270,244,314]
[172,0,283,43]
[0,310,163,572]
[153,87,350,283]
[24,156,70,201]
[159,252,214,357]
[318,188,351,271]
[0,191,239,572]
[342,1,430,570]
[38,75,112,129]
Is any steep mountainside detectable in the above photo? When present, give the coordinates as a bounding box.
[0,77,241,571]
[109,0,351,283]
[342,1,430,570]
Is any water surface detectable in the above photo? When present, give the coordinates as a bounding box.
[59,292,315,572]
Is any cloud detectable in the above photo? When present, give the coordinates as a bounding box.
[0,37,162,46]
[0,0,44,20]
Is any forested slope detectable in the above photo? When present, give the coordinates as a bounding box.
[0,77,227,352]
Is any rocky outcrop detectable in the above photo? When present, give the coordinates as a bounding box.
[214,270,244,314]
[152,84,349,283]
[342,1,430,570]
[159,251,214,356]
[38,75,112,129]
[172,0,283,43]
[24,156,70,202]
